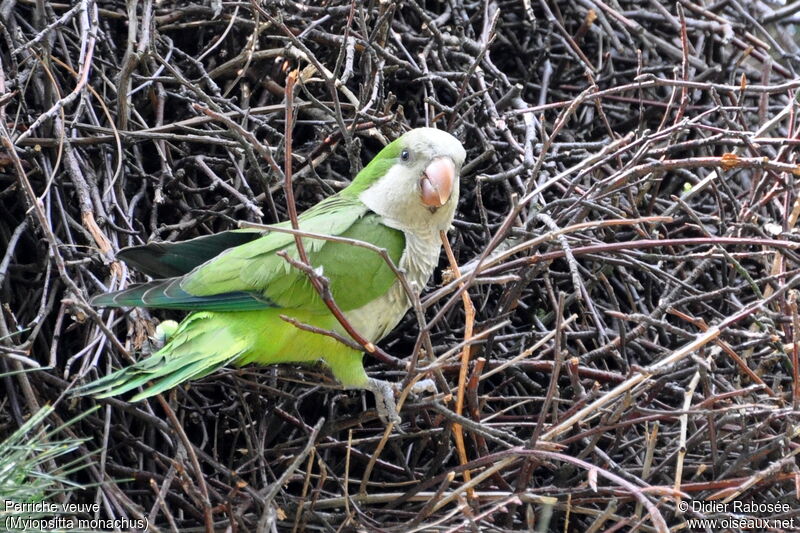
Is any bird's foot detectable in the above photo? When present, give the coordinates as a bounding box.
[403,378,437,396]
[152,319,179,348]
[361,378,437,426]
[364,378,401,425]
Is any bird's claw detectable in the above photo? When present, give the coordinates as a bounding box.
[366,378,401,425]
[363,378,437,427]
[406,378,437,396]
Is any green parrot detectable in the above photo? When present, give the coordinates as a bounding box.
[80,127,466,423]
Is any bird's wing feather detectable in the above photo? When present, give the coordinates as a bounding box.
[89,278,274,311]
[92,195,406,313]
[117,229,264,278]
[182,196,405,311]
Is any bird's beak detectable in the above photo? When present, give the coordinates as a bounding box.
[420,157,455,208]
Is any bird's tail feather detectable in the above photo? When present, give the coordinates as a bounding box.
[74,313,246,401]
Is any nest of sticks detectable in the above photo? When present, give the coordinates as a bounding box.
[2,0,800,531]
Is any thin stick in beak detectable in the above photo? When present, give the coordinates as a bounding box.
[420,157,455,207]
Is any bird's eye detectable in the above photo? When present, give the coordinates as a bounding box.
[400,150,410,162]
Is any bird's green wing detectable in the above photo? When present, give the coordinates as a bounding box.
[92,195,406,313]
[182,195,405,311]
[117,229,264,278]
[91,228,271,310]
[90,277,274,311]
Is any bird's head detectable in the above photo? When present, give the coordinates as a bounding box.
[344,127,466,234]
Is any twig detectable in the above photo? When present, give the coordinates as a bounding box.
[440,230,475,498]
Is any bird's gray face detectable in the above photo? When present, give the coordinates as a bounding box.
[394,142,459,214]
[360,128,466,233]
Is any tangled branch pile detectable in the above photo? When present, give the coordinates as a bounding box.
[2,0,800,531]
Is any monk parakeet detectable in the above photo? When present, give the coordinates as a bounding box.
[80,127,466,423]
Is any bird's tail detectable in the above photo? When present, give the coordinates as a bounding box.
[74,312,247,401]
